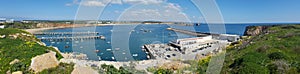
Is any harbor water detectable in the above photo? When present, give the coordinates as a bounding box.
[35,24,272,61]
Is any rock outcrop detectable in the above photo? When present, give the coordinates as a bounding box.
[29,51,59,73]
[71,65,98,74]
[12,71,22,74]
[244,26,269,36]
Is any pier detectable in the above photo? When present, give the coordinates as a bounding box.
[167,28,209,37]
[38,36,104,41]
[33,32,99,35]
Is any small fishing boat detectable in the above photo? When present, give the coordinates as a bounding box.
[95,50,100,53]
[132,54,138,57]
[64,45,70,48]
[100,35,106,40]
[147,55,150,59]
[115,48,120,51]
[106,49,112,51]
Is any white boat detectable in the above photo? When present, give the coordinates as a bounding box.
[98,56,101,61]
[100,35,106,40]
[115,48,120,51]
[111,57,115,60]
[132,54,138,57]
[107,41,111,44]
[106,49,112,51]
[147,55,150,59]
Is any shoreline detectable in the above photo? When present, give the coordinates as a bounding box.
[24,24,114,33]
[24,23,190,33]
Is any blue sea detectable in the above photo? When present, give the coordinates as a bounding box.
[35,23,289,61]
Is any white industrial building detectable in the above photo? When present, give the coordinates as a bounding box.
[170,35,218,52]
[213,34,240,42]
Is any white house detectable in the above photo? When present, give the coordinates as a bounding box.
[6,19,14,23]
[0,18,6,23]
[0,25,4,29]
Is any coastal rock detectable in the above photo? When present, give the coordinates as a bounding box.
[160,61,190,70]
[29,51,59,73]
[12,71,22,74]
[244,26,269,36]
[0,35,5,38]
[71,65,98,74]
[9,59,20,65]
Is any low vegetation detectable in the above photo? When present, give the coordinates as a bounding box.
[222,24,300,74]
[0,28,72,74]
[1,22,38,29]
[39,63,74,74]
[98,64,146,74]
[147,24,300,74]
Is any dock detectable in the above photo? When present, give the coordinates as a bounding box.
[38,36,104,41]
[33,32,99,35]
[167,28,209,37]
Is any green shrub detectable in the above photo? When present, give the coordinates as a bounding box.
[154,68,173,74]
[268,52,286,60]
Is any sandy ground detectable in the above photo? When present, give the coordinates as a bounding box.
[25,26,73,33]
[72,65,99,74]
[24,24,116,33]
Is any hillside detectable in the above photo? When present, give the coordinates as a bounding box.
[0,28,73,74]
[222,25,300,73]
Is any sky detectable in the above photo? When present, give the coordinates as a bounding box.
[1,0,300,23]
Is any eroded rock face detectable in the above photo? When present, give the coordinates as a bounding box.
[71,65,98,74]
[244,26,262,36]
[160,61,190,70]
[29,51,59,73]
[244,26,270,36]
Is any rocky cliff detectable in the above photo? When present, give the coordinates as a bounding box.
[243,26,270,36]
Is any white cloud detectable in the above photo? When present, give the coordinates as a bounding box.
[164,3,181,11]
[66,0,168,7]
[65,0,80,6]
[123,0,166,4]
[118,3,190,22]
[111,0,123,4]
[81,0,106,7]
